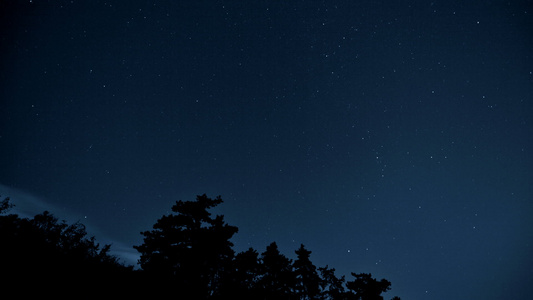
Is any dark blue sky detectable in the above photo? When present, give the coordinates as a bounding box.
[1,1,532,299]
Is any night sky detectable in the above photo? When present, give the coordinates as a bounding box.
[1,1,532,299]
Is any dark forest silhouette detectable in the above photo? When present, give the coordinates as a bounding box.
[0,195,401,299]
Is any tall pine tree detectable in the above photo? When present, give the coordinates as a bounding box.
[259,242,296,299]
[134,194,238,299]
[294,244,321,300]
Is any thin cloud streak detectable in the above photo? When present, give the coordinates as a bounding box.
[0,183,139,267]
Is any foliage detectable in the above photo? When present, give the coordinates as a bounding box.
[134,194,238,298]
[258,241,297,298]
[0,195,402,299]
[294,244,322,300]
[0,197,132,297]
[319,265,348,300]
[346,273,392,300]
[0,196,13,214]
[133,194,401,299]
[224,247,264,298]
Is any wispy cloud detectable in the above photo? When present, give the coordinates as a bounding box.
[0,184,62,218]
[0,183,140,267]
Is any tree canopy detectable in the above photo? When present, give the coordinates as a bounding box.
[0,195,401,299]
[0,196,132,297]
[134,194,238,298]
[132,194,400,300]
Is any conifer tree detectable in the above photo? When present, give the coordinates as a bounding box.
[294,244,321,300]
[135,194,238,298]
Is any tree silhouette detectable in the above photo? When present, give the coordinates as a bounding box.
[294,244,321,300]
[318,265,348,300]
[259,242,297,299]
[0,197,13,214]
[0,197,130,297]
[134,194,238,299]
[346,273,391,300]
[224,247,263,298]
[0,195,403,299]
